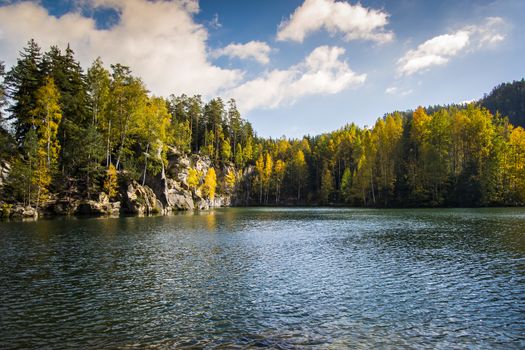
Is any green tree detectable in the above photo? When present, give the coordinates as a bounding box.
[227,99,242,157]
[7,129,38,205]
[108,64,147,170]
[235,143,244,168]
[273,159,286,203]
[5,39,43,144]
[340,167,352,203]
[320,165,334,204]
[221,137,232,161]
[136,96,171,185]
[0,61,6,124]
[75,125,105,197]
[87,57,110,127]
[290,149,307,201]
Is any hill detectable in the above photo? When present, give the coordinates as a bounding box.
[481,79,525,128]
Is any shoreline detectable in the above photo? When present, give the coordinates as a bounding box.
[2,203,524,222]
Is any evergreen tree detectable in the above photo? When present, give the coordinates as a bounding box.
[0,61,5,124]
[7,129,38,205]
[5,39,43,144]
[87,57,110,127]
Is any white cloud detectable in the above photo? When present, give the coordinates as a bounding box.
[276,0,393,43]
[385,86,412,96]
[228,46,366,112]
[0,0,241,97]
[213,41,272,65]
[385,86,398,94]
[397,17,506,76]
[459,98,476,105]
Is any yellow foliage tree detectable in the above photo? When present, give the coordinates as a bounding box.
[509,126,525,202]
[255,153,265,203]
[103,163,118,200]
[273,159,286,203]
[31,76,62,207]
[187,167,201,189]
[264,153,273,203]
[202,167,217,200]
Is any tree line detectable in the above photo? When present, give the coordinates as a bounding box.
[0,40,257,208]
[247,105,525,207]
[0,39,524,209]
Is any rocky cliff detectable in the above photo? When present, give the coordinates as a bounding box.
[0,149,234,220]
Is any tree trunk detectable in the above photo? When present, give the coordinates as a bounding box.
[106,120,112,167]
[142,143,150,186]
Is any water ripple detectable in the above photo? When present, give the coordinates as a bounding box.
[0,208,524,349]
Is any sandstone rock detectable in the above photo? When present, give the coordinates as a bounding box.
[167,191,194,210]
[10,205,38,219]
[194,198,210,210]
[75,197,121,216]
[122,181,162,215]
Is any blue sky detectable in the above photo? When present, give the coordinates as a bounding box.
[0,0,524,137]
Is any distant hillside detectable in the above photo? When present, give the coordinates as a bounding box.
[481,79,525,128]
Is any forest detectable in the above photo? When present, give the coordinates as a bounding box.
[0,39,524,211]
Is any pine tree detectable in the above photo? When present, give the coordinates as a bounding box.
[0,61,6,124]
[5,39,43,144]
[87,57,110,127]
[7,129,38,205]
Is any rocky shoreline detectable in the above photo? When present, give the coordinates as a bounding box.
[0,151,235,220]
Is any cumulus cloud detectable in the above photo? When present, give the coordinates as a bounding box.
[397,17,506,76]
[276,0,393,43]
[0,0,241,97]
[228,46,366,112]
[212,41,272,65]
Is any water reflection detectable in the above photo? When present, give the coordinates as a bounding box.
[0,208,524,349]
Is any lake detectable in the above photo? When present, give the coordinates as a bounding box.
[1,208,524,349]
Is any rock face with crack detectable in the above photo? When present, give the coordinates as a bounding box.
[0,148,238,220]
[122,181,163,215]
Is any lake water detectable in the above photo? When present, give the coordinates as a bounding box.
[1,208,524,349]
